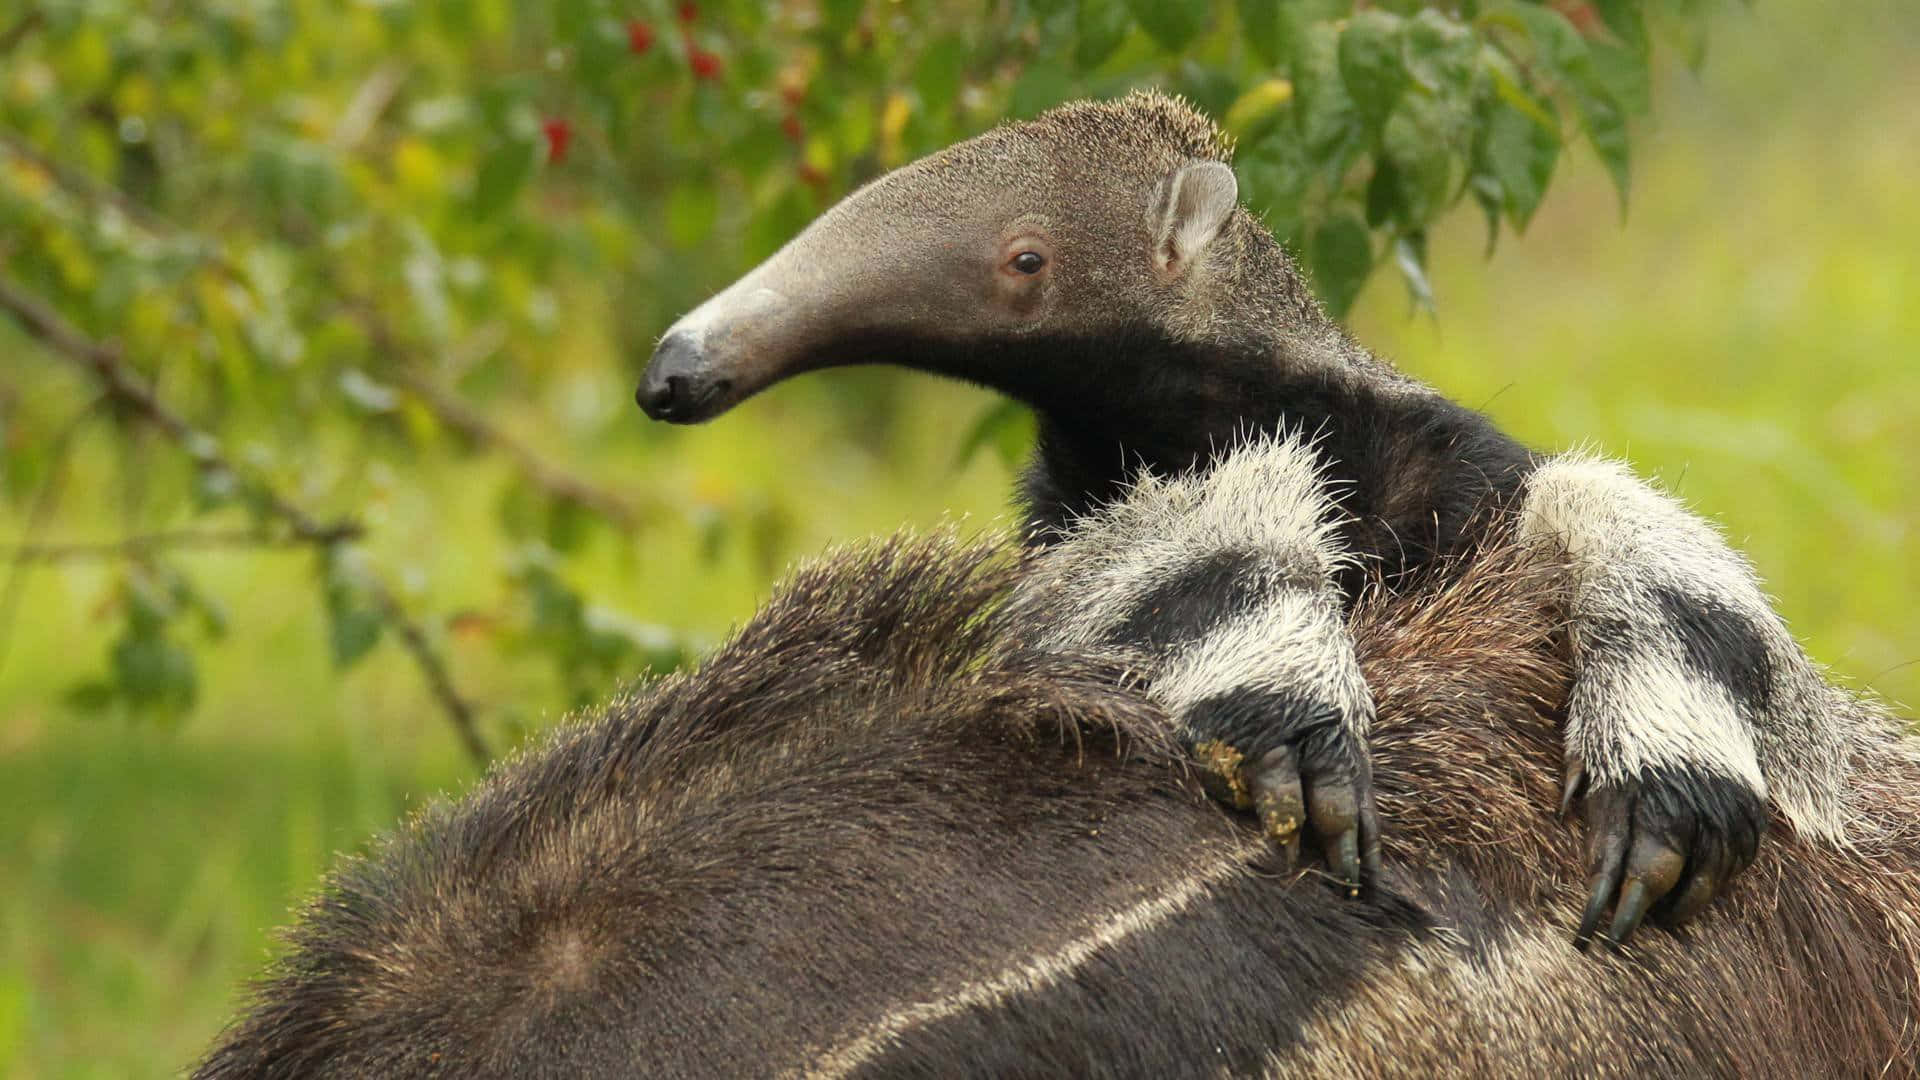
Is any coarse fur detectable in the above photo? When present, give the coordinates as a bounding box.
[1009,430,1380,876]
[638,91,1864,937]
[195,527,1920,1078]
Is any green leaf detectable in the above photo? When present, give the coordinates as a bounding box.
[1293,22,1364,177]
[954,399,1036,470]
[1337,10,1407,135]
[1308,213,1373,318]
[1572,78,1631,213]
[1588,40,1653,117]
[1235,139,1310,240]
[1593,0,1650,55]
[1074,0,1131,70]
[914,34,967,115]
[1365,157,1402,228]
[1483,2,1587,74]
[1402,9,1476,96]
[1236,0,1289,67]
[472,138,536,219]
[323,550,385,670]
[112,630,198,719]
[327,602,384,669]
[1381,92,1466,225]
[1125,0,1207,52]
[1475,87,1560,230]
[64,679,118,715]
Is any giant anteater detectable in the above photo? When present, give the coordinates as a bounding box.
[197,524,1920,1078]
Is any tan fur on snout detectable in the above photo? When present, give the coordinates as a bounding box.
[642,92,1370,422]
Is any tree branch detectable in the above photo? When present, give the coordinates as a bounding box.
[0,276,491,766]
[6,133,652,535]
[2,524,364,563]
[0,9,44,58]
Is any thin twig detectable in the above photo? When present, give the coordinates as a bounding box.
[0,276,491,765]
[0,9,44,58]
[2,523,365,563]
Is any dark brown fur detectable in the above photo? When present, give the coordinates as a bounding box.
[196,534,1920,1078]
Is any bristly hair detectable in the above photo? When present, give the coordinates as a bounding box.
[1033,90,1235,164]
[194,528,1920,1078]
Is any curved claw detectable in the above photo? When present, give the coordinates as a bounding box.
[1307,778,1363,898]
[1194,725,1375,899]
[1250,745,1305,871]
[1559,757,1587,820]
[1574,793,1630,951]
[1569,768,1766,953]
[1605,836,1687,950]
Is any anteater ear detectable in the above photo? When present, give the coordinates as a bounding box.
[1152,161,1238,276]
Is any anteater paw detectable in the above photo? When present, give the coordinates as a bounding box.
[1186,689,1378,898]
[1562,759,1766,952]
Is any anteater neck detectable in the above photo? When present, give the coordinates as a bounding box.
[1011,337,1536,591]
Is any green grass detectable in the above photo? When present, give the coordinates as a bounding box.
[2,1,1917,1074]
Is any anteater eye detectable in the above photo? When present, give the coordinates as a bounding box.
[1010,251,1046,275]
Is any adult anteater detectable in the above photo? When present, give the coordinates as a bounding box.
[196,527,1920,1078]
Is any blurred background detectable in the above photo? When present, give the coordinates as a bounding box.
[1,0,1915,1073]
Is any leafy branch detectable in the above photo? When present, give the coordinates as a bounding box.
[0,276,490,765]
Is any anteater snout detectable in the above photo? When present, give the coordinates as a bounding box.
[638,330,730,423]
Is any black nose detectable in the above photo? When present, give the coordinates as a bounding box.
[638,331,705,421]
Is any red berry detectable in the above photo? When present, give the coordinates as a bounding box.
[797,162,827,188]
[780,82,806,108]
[780,113,803,143]
[542,118,572,164]
[677,2,698,24]
[689,49,721,81]
[627,20,654,54]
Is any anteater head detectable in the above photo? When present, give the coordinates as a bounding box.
[639,92,1328,425]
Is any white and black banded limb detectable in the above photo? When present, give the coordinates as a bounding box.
[1519,452,1853,948]
[1013,432,1380,892]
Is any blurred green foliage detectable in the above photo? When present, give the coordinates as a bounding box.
[2,0,1713,745]
[2,0,1918,1074]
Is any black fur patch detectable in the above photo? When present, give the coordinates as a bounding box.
[1626,762,1767,862]
[930,328,1538,592]
[1106,548,1266,652]
[1181,684,1354,780]
[801,322,1536,592]
[1649,586,1776,716]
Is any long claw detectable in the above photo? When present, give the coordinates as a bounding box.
[1609,838,1687,947]
[1560,759,1587,820]
[1605,880,1655,951]
[1306,780,1362,898]
[1359,799,1383,892]
[1575,825,1629,951]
